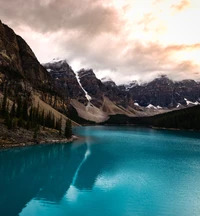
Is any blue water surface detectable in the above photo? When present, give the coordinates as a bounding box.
[1,126,200,216]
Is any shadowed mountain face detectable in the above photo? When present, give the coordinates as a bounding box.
[78,69,127,107]
[0,21,76,119]
[43,60,87,104]
[0,20,55,93]
[123,76,200,107]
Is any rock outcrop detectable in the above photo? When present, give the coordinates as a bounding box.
[0,20,55,93]
[78,69,128,107]
[43,59,87,104]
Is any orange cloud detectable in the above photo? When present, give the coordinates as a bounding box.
[165,43,200,52]
[171,0,190,11]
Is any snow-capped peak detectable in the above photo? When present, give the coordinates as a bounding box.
[101,76,113,82]
[123,80,138,91]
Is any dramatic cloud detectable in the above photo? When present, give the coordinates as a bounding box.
[0,0,200,84]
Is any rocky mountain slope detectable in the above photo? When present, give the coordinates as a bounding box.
[44,60,200,123]
[43,59,87,104]
[0,20,79,127]
[0,21,55,93]
[43,61,169,122]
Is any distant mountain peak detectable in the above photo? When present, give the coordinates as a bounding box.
[101,77,117,87]
[101,76,113,82]
[43,58,72,72]
[78,68,96,79]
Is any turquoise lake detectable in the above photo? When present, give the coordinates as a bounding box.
[1,126,200,216]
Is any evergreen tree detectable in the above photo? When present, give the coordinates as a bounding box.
[10,102,16,118]
[65,119,72,138]
[22,99,28,121]
[1,89,7,116]
[7,116,13,130]
[33,124,40,139]
[29,106,33,123]
[16,96,22,118]
[41,109,45,127]
[59,116,62,136]
[52,113,55,129]
[5,111,11,129]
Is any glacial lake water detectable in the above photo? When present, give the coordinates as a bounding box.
[1,126,200,216]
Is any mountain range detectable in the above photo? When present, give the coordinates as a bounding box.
[44,59,200,123]
[0,20,199,126]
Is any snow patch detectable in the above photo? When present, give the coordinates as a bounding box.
[146,104,157,109]
[75,71,92,102]
[134,103,139,106]
[184,98,199,106]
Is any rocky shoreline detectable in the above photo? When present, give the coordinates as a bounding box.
[0,135,78,149]
[0,123,79,149]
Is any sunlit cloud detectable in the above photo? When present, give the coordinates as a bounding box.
[171,0,190,11]
[0,0,200,84]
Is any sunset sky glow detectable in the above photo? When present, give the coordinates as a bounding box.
[1,0,200,84]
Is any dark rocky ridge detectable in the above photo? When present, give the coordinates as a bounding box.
[122,75,200,107]
[78,69,105,107]
[43,60,86,104]
[78,69,128,107]
[0,21,55,93]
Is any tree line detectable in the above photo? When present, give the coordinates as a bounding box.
[104,105,200,130]
[0,90,72,138]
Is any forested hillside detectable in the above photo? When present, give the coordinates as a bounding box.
[105,105,200,130]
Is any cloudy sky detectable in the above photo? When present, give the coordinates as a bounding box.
[1,0,200,84]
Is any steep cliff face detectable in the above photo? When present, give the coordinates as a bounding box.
[0,21,22,73]
[78,69,128,107]
[101,78,128,107]
[78,69,105,107]
[0,21,54,93]
[0,21,76,123]
[43,59,86,104]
